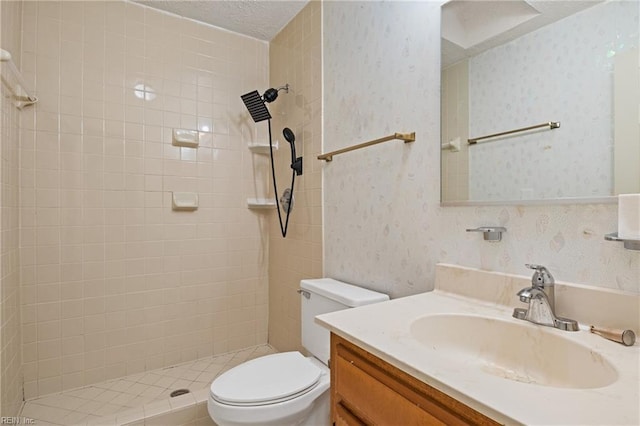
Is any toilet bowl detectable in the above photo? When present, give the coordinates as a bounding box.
[208,352,330,426]
[208,278,389,426]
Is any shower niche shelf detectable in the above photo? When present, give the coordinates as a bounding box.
[247,198,276,210]
[247,142,277,210]
[248,142,278,155]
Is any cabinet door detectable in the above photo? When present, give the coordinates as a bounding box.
[334,401,366,426]
[330,333,500,426]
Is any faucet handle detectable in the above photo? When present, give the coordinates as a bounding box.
[525,264,554,287]
[516,287,534,303]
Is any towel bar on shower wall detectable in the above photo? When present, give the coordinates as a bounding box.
[317,132,416,162]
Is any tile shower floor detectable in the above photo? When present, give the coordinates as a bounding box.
[20,344,277,425]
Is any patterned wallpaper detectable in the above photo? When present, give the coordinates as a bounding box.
[322,1,639,299]
[468,1,639,201]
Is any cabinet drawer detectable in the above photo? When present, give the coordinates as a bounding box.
[335,354,447,425]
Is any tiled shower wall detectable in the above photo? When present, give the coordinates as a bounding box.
[267,1,322,352]
[19,1,270,399]
[1,0,24,416]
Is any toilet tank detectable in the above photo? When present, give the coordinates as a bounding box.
[300,278,389,365]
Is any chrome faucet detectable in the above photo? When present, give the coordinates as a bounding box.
[512,264,578,331]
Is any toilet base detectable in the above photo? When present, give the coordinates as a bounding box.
[299,389,329,426]
[208,388,329,426]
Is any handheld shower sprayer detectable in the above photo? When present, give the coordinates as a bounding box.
[283,128,303,176]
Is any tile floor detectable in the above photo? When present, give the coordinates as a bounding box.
[19,344,277,425]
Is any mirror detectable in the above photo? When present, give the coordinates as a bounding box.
[441,0,639,204]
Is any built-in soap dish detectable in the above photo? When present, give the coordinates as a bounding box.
[248,141,277,154]
[172,129,199,148]
[172,192,198,211]
[247,198,276,210]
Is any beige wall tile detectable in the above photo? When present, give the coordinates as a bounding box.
[268,1,323,353]
[20,0,270,397]
[0,1,23,409]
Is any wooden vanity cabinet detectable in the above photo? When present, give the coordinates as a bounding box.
[330,333,500,426]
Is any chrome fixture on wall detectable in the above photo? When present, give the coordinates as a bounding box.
[465,226,506,241]
[240,84,302,238]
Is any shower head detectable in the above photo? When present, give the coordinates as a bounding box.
[283,128,296,162]
[283,127,295,144]
[283,127,303,176]
[240,84,289,123]
[241,90,271,123]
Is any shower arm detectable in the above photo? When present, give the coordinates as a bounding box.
[274,84,289,94]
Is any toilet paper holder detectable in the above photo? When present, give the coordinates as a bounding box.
[604,233,640,251]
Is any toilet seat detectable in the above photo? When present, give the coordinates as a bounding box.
[211,352,322,406]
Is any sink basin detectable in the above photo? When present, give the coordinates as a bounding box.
[409,314,618,389]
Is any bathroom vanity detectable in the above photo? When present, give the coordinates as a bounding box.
[330,333,497,425]
[317,264,640,425]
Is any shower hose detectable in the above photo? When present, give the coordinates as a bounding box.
[268,119,296,238]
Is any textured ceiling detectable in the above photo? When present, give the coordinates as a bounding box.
[135,0,309,41]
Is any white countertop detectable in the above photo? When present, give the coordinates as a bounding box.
[316,289,640,425]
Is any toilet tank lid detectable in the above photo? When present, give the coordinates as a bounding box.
[300,278,389,307]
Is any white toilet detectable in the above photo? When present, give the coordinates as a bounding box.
[208,278,389,426]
